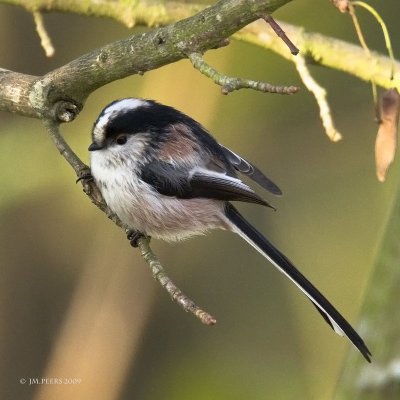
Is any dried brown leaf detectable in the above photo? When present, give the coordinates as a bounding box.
[375,88,400,182]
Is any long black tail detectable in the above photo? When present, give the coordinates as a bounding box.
[224,203,371,362]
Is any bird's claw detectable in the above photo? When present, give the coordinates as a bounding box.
[76,170,94,184]
[127,230,148,247]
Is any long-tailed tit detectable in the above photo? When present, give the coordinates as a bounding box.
[88,98,371,362]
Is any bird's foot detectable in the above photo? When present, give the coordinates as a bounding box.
[76,169,94,184]
[127,230,148,247]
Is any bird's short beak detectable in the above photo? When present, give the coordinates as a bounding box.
[88,142,104,151]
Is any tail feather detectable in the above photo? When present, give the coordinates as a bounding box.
[224,203,371,362]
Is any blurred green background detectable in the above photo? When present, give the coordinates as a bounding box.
[0,1,399,399]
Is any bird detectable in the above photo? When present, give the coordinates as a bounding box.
[88,97,371,362]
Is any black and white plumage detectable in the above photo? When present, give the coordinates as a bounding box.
[89,98,371,362]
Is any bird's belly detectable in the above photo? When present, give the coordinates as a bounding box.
[96,173,226,241]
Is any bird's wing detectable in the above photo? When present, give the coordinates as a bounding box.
[140,160,274,207]
[220,145,282,196]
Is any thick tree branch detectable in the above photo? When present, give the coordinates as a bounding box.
[1,0,398,122]
[0,0,292,120]
[48,0,291,99]
[0,69,38,117]
[236,20,399,90]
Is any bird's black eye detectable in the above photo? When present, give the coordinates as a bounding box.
[116,135,127,145]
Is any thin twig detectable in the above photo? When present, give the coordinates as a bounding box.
[43,119,86,173]
[43,118,216,325]
[263,14,299,55]
[371,80,380,123]
[346,1,396,120]
[138,236,217,325]
[348,4,370,57]
[43,119,111,216]
[352,1,395,80]
[32,11,55,57]
[348,3,379,121]
[188,52,299,95]
[294,55,342,142]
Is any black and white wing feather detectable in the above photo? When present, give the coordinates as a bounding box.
[140,160,274,208]
[220,145,282,196]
